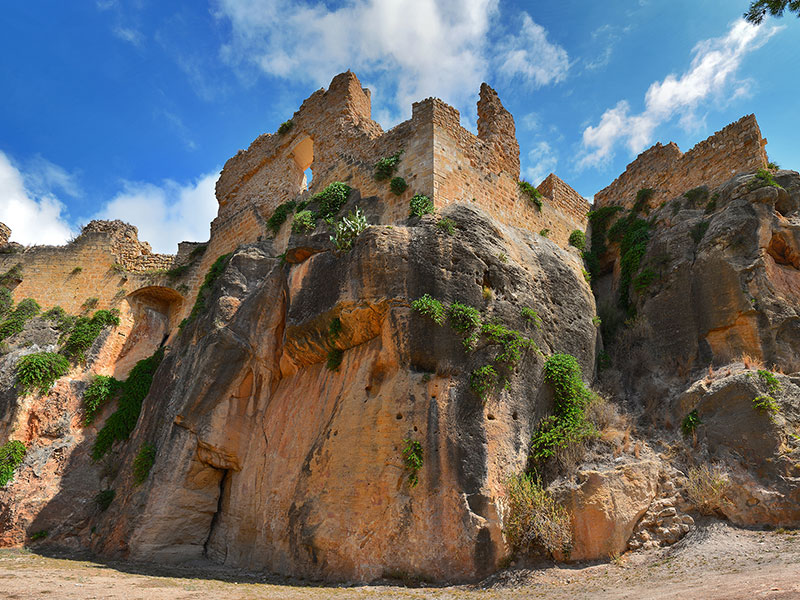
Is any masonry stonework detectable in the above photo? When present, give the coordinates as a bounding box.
[594,114,768,210]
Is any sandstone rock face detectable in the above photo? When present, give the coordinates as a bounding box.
[83,204,596,582]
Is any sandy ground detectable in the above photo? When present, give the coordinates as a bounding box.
[1,522,798,599]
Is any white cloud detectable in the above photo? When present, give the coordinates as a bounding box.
[495,13,569,87]
[112,25,144,46]
[578,19,781,168]
[0,151,75,246]
[93,173,219,253]
[522,141,557,185]
[214,1,568,114]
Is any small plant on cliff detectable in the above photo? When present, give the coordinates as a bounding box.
[681,409,702,437]
[95,489,115,511]
[470,365,498,401]
[582,205,624,278]
[291,210,316,235]
[0,440,26,487]
[768,161,780,170]
[684,186,709,207]
[0,288,12,317]
[29,530,48,541]
[521,307,542,329]
[374,150,403,181]
[632,268,657,294]
[752,395,779,418]
[409,194,434,218]
[330,206,369,251]
[568,230,586,251]
[686,464,729,516]
[758,369,781,394]
[0,298,40,341]
[43,306,75,333]
[83,375,121,425]
[132,443,156,485]
[314,182,352,220]
[705,193,719,214]
[277,120,294,135]
[81,297,99,313]
[748,168,782,191]
[402,438,424,487]
[503,472,572,558]
[615,216,652,313]
[632,188,654,215]
[0,264,23,288]
[690,221,709,245]
[181,253,232,329]
[328,317,342,339]
[390,177,408,196]
[411,294,445,326]
[62,309,121,362]
[447,302,481,334]
[539,228,550,238]
[326,348,343,371]
[436,217,456,235]
[15,352,70,395]
[530,353,596,462]
[518,180,543,210]
[267,200,298,235]
[91,348,164,461]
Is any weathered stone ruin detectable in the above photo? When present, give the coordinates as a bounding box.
[0,71,798,584]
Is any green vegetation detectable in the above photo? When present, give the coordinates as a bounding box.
[42,306,75,333]
[705,193,719,214]
[277,120,294,135]
[91,348,164,461]
[753,395,779,417]
[29,530,48,541]
[758,369,781,394]
[374,151,403,181]
[95,489,115,511]
[521,307,542,329]
[0,440,26,487]
[768,161,780,170]
[498,252,508,263]
[0,288,12,316]
[132,443,156,485]
[62,309,120,362]
[597,350,612,371]
[267,200,298,234]
[447,302,481,334]
[686,464,729,515]
[671,199,682,216]
[328,317,342,339]
[503,472,571,558]
[81,297,99,312]
[15,352,70,395]
[329,206,369,251]
[632,268,657,294]
[411,294,445,326]
[0,264,22,288]
[682,409,702,437]
[71,266,83,275]
[409,194,434,217]
[402,438,424,487]
[436,217,456,235]
[518,181,543,210]
[530,353,596,461]
[745,0,800,24]
[390,177,408,195]
[539,228,550,238]
[582,205,623,278]
[632,188,654,214]
[690,221,709,245]
[748,168,782,191]
[83,375,120,425]
[568,230,586,251]
[684,186,709,207]
[592,316,602,327]
[314,181,352,220]
[0,298,40,341]
[291,210,316,234]
[615,213,652,312]
[181,253,232,329]
[326,348,343,371]
[470,365,498,401]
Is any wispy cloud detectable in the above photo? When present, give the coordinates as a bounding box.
[522,141,558,185]
[578,19,781,169]
[214,0,568,115]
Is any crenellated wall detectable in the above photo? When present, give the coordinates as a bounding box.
[594,114,768,210]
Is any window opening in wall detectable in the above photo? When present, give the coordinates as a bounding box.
[289,135,314,193]
[304,167,313,189]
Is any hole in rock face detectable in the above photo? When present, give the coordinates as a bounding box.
[396,413,403,420]
[767,232,800,269]
[512,411,518,421]
[413,426,418,432]
[487,414,496,420]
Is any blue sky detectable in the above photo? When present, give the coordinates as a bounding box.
[1,1,798,252]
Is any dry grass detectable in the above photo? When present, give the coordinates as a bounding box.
[739,353,765,370]
[686,464,730,516]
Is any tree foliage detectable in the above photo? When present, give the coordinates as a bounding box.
[745,0,800,24]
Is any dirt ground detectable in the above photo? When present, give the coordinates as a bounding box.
[1,521,798,600]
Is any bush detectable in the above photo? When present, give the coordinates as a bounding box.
[530,354,596,461]
[753,395,779,417]
[402,438,424,487]
[267,200,297,234]
[521,307,542,329]
[758,369,781,394]
[436,218,456,235]
[470,365,498,401]
[568,230,586,251]
[330,207,369,251]
[503,472,571,558]
[313,182,352,220]
[62,309,120,362]
[16,352,70,395]
[748,168,781,191]
[29,530,48,541]
[182,253,232,328]
[326,348,343,371]
[277,120,294,135]
[447,302,481,334]
[0,298,41,341]
[83,375,120,425]
[91,349,164,460]
[0,440,26,487]
[481,321,538,367]
[705,193,719,214]
[632,268,657,294]
[518,181,543,210]
[291,210,316,235]
[681,409,702,437]
[633,188,654,214]
[328,317,342,339]
[539,228,550,238]
[411,294,445,326]
[583,205,624,278]
[95,489,115,511]
[409,194,434,218]
[686,464,729,515]
[0,288,11,317]
[690,221,709,245]
[389,177,408,195]
[374,151,403,181]
[684,186,709,207]
[132,443,156,485]
[42,306,75,333]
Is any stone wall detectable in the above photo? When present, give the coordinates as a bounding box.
[594,114,768,210]
[0,223,10,248]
